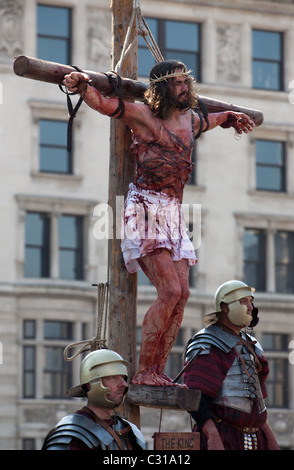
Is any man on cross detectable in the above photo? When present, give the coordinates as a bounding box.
[63,60,255,387]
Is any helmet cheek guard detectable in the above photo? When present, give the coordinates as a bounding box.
[87,378,128,409]
[227,301,253,327]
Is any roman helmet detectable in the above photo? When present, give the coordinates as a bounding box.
[203,280,258,327]
[67,349,129,408]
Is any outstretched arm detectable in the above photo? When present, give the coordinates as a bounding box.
[202,110,255,135]
[62,71,155,136]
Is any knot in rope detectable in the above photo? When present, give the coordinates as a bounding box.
[64,282,109,362]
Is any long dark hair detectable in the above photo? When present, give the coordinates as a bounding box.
[144,60,198,120]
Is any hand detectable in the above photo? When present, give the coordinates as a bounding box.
[221,111,255,134]
[62,71,91,94]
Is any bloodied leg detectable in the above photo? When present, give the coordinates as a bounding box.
[131,249,190,386]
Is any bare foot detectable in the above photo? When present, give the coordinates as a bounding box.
[132,369,187,387]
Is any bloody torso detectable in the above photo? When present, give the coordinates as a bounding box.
[131,112,196,201]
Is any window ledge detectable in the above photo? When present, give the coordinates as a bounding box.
[31,171,83,182]
[248,189,294,199]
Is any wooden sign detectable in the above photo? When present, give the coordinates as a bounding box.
[153,432,200,450]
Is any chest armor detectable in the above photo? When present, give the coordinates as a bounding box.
[212,344,266,414]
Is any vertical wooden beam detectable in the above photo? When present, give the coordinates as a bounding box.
[108,0,139,425]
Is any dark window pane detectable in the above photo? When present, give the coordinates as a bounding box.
[265,358,288,408]
[44,346,72,398]
[37,5,71,64]
[37,37,68,64]
[166,21,199,52]
[256,140,283,165]
[23,346,35,398]
[252,30,282,91]
[252,61,280,90]
[253,30,282,61]
[165,50,198,78]
[24,213,50,278]
[40,147,70,173]
[138,48,156,77]
[138,18,200,80]
[256,166,283,191]
[23,320,36,339]
[40,120,67,146]
[262,333,288,351]
[44,321,73,340]
[39,120,71,174]
[243,229,266,291]
[275,231,294,293]
[58,215,83,280]
[256,140,285,192]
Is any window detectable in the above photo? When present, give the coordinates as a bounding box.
[256,140,285,192]
[24,212,50,278]
[243,229,266,291]
[138,19,201,80]
[44,346,72,398]
[252,30,283,91]
[242,222,294,294]
[37,5,71,64]
[23,320,73,399]
[275,231,294,294]
[39,120,72,174]
[23,345,35,398]
[262,333,289,408]
[24,211,84,281]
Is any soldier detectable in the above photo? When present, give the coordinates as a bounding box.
[63,61,255,387]
[183,280,280,450]
[42,349,145,450]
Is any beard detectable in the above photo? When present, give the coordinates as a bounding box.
[168,89,190,110]
[177,96,190,110]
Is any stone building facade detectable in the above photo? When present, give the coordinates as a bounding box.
[0,0,294,449]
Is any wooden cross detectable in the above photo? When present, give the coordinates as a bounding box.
[13,0,263,427]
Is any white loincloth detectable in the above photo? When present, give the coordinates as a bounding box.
[121,183,197,273]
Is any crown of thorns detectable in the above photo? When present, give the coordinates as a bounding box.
[150,69,193,83]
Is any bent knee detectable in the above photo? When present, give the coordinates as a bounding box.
[158,282,182,305]
[181,284,190,303]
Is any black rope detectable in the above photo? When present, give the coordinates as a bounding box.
[59,65,91,152]
[194,97,210,140]
[103,71,125,119]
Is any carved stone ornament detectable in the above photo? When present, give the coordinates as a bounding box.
[0,0,23,58]
[216,24,241,83]
[87,8,111,69]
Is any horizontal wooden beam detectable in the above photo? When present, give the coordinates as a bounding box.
[127,384,201,411]
[13,55,264,126]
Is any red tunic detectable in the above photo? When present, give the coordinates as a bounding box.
[184,345,270,450]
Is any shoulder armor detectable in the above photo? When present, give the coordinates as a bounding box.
[42,413,115,450]
[42,413,146,450]
[184,325,240,361]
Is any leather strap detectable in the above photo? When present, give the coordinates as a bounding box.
[81,407,126,450]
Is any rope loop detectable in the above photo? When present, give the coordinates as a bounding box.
[64,282,109,362]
